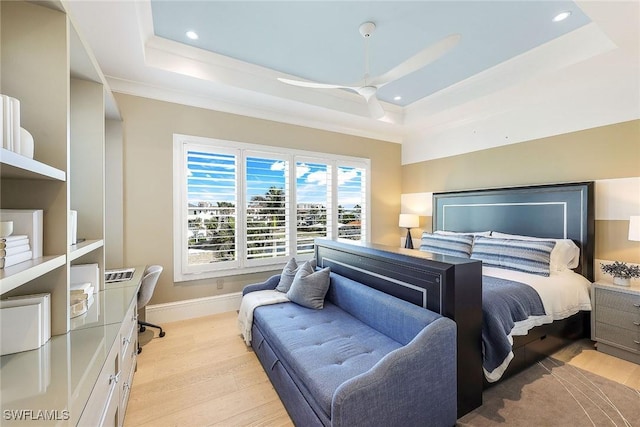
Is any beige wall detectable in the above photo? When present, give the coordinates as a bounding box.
[114,93,401,305]
[402,120,640,263]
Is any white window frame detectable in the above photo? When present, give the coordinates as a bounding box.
[173,133,371,282]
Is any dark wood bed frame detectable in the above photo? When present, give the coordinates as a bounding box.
[315,181,595,418]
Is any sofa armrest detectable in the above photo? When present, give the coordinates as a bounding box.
[242,274,280,296]
[331,317,457,427]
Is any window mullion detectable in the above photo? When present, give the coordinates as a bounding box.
[289,156,297,256]
[237,149,246,266]
[329,161,338,239]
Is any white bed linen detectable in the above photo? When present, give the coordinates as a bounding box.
[482,267,592,382]
[237,290,289,345]
[483,266,592,335]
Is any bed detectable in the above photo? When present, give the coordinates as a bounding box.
[430,181,595,385]
[314,181,595,417]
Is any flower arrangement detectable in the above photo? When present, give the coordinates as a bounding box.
[600,261,640,279]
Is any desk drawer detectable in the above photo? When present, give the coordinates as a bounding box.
[119,337,137,426]
[120,303,137,360]
[78,336,120,427]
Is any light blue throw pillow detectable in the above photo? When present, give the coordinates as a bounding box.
[419,232,474,258]
[286,261,331,310]
[276,258,316,293]
[471,236,555,276]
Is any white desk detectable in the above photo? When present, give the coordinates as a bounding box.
[1,266,145,426]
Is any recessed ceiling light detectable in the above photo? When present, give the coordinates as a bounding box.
[186,30,199,40]
[394,96,402,101]
[552,11,571,22]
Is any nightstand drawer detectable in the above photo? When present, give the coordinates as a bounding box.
[594,322,640,353]
[594,288,640,313]
[596,306,640,332]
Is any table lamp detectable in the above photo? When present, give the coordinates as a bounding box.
[399,214,419,249]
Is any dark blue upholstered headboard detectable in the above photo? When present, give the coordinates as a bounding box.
[432,182,595,281]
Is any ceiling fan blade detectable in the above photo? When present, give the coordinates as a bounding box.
[367,95,385,119]
[277,77,354,90]
[371,33,461,87]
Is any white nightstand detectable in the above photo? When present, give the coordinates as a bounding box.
[591,281,640,364]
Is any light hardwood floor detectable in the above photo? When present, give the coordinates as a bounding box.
[124,311,640,426]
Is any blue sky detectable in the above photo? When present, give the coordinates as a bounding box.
[187,151,363,208]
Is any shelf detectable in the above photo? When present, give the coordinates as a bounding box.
[0,148,66,181]
[69,239,104,262]
[0,255,66,295]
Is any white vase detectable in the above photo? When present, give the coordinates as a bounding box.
[613,276,630,286]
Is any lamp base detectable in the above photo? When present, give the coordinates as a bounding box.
[404,229,414,249]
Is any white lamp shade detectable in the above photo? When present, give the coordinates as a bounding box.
[629,216,640,241]
[399,214,419,229]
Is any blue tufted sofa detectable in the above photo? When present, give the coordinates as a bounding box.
[242,270,457,427]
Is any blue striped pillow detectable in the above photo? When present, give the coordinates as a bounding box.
[471,236,555,276]
[419,232,474,258]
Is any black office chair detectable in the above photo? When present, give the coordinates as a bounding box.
[137,265,165,353]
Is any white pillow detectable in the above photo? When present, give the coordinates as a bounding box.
[489,232,580,272]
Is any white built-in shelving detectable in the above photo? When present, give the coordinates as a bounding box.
[0,255,67,295]
[1,1,129,425]
[69,239,104,262]
[0,0,116,335]
[0,148,67,181]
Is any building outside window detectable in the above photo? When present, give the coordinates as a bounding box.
[173,134,370,282]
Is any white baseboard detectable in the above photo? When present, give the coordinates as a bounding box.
[145,292,242,324]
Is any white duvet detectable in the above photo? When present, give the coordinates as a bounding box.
[482,267,592,382]
[483,266,592,336]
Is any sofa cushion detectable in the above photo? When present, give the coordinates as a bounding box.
[276,258,317,293]
[326,272,441,346]
[286,263,330,309]
[253,302,402,420]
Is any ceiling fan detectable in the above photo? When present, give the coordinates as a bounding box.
[278,22,461,119]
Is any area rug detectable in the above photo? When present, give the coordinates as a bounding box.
[457,357,640,427]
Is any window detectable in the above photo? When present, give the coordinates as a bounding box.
[173,134,370,282]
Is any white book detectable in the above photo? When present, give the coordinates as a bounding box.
[2,95,12,151]
[0,250,33,268]
[70,282,92,293]
[10,97,20,154]
[0,210,43,258]
[0,244,30,257]
[3,293,51,346]
[0,237,29,251]
[69,210,78,245]
[71,263,100,294]
[0,303,42,355]
[0,235,29,243]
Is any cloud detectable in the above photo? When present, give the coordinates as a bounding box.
[306,170,327,185]
[296,163,310,178]
[338,168,359,185]
[271,161,286,171]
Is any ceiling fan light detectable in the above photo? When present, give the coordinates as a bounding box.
[552,11,571,22]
